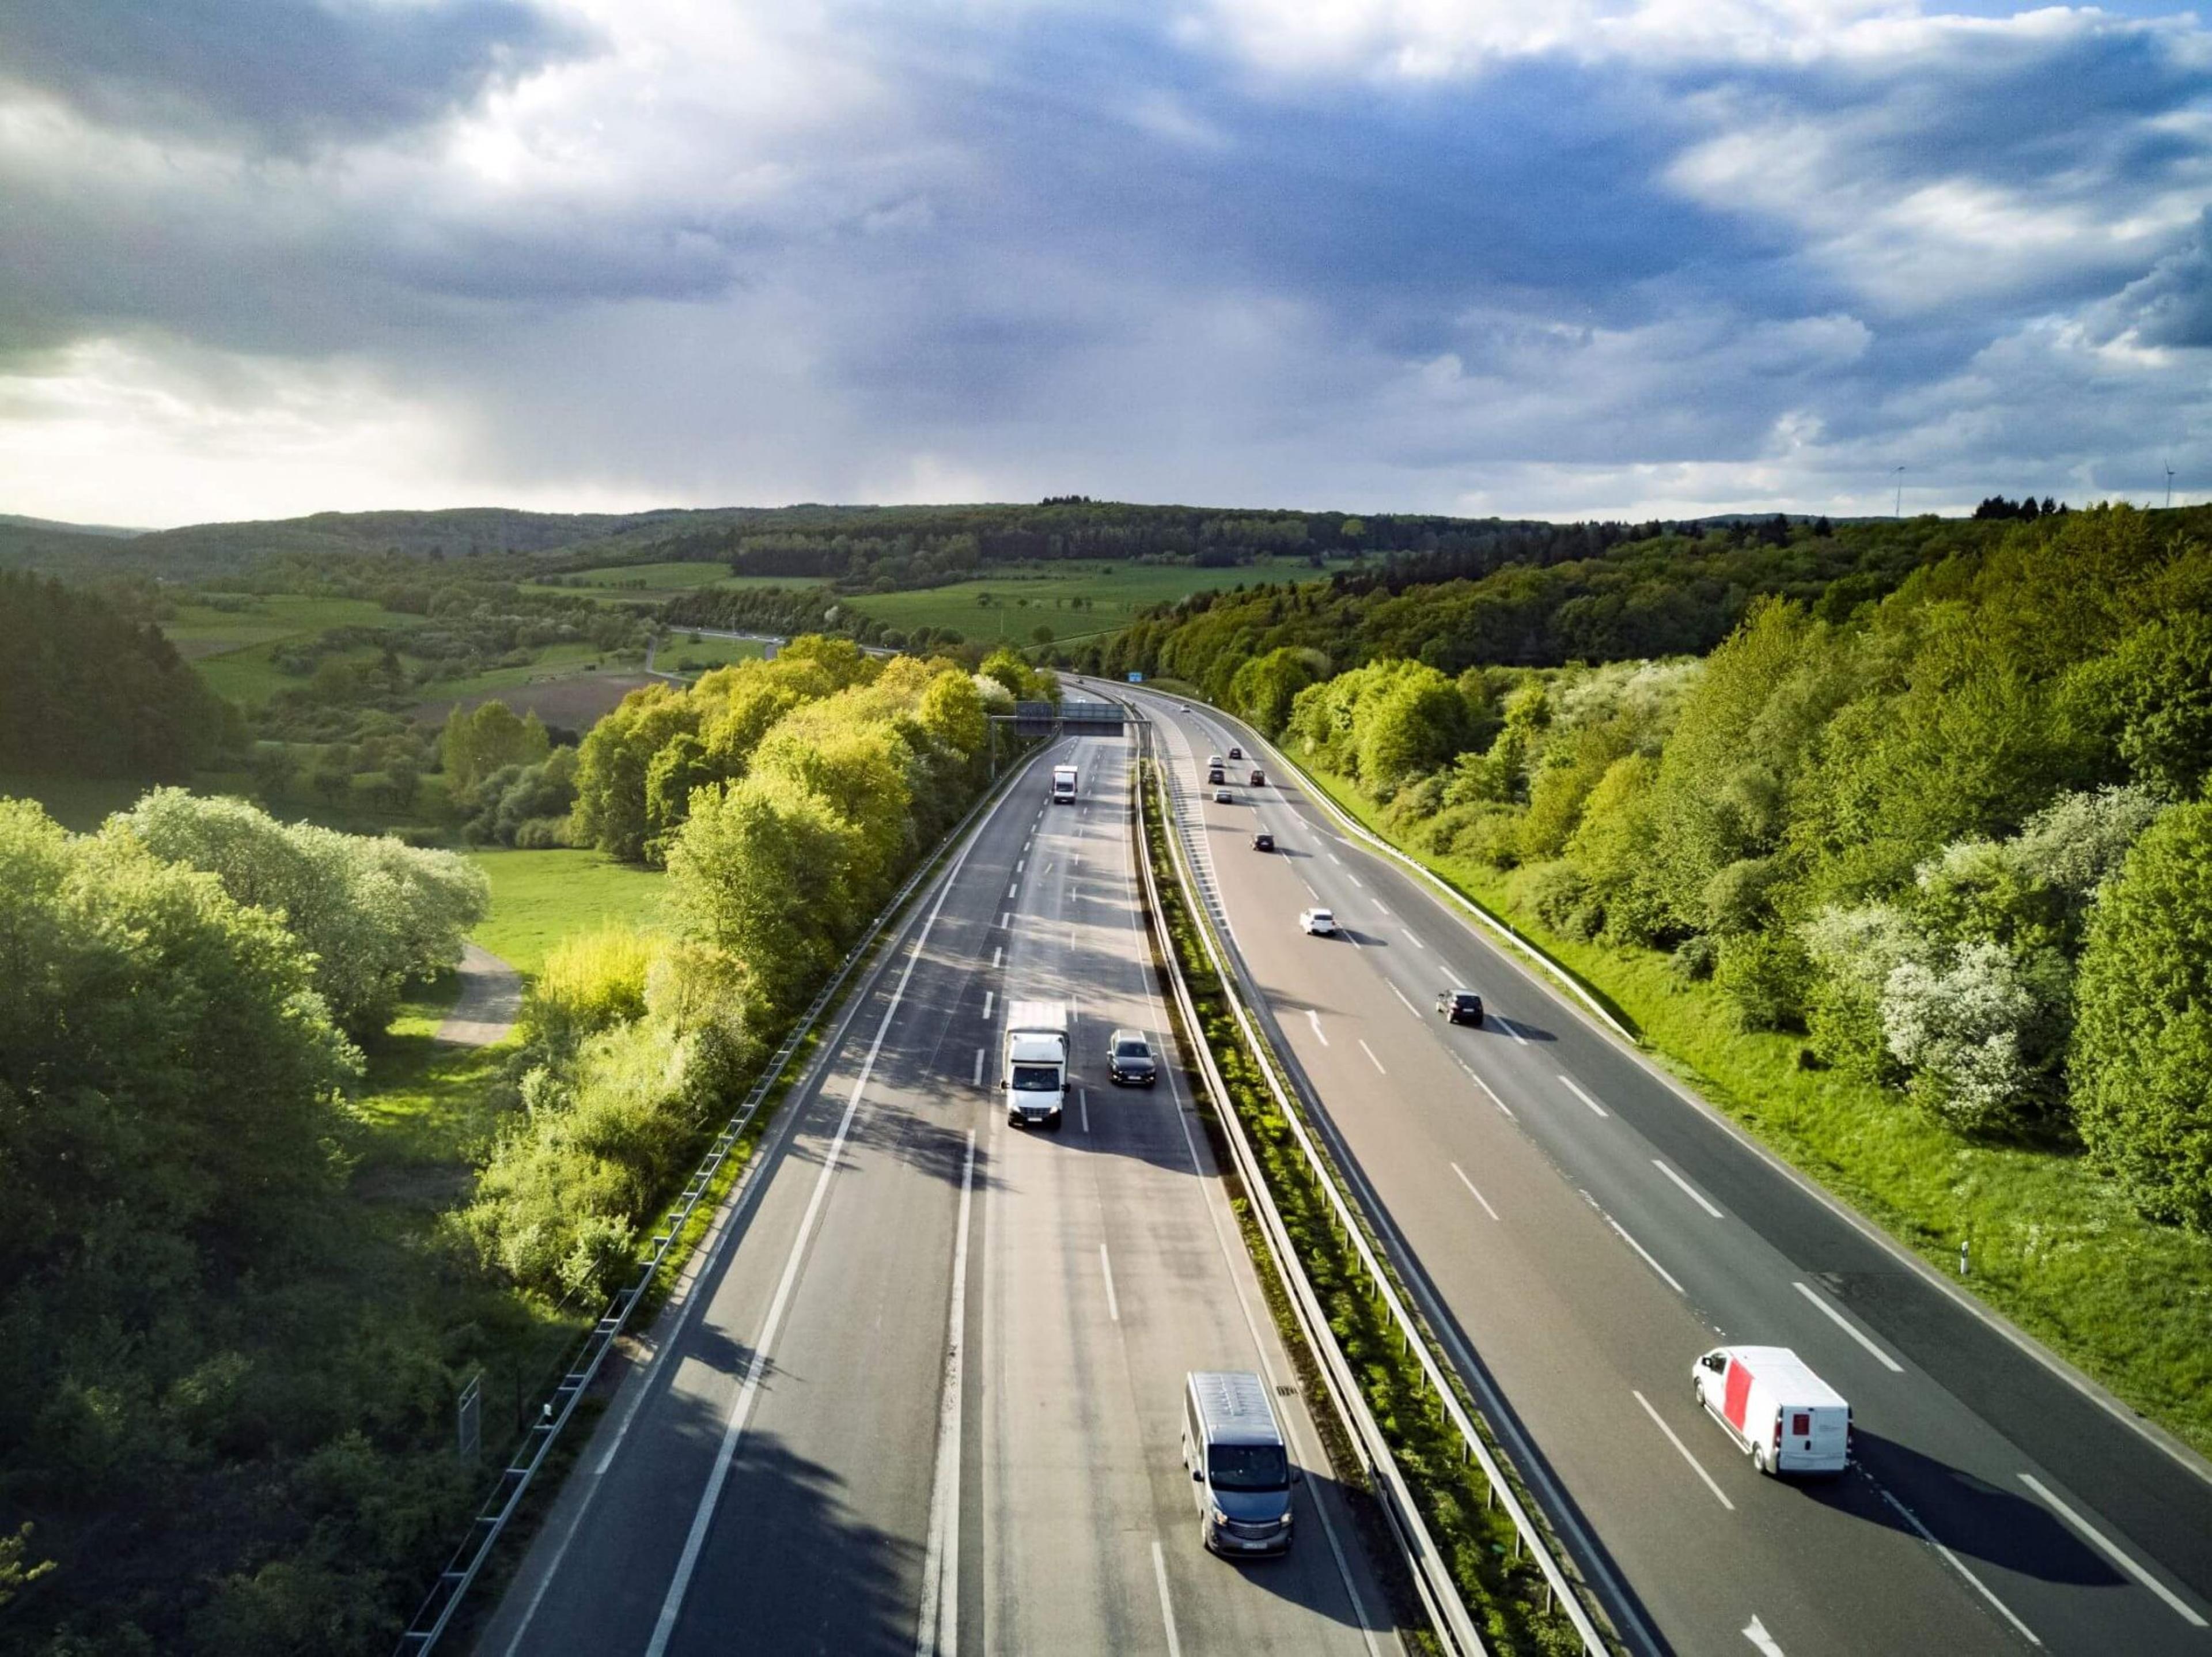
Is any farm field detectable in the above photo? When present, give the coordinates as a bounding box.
[521,568,831,604]
[414,641,619,701]
[654,633,772,672]
[839,555,1341,641]
[469,848,666,977]
[164,595,431,703]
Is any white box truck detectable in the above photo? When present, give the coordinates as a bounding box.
[1003,1000,1069,1129]
[1692,1345,1851,1476]
[1051,764,1078,804]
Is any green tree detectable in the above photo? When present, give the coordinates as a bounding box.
[441,699,550,802]
[2099,615,2212,800]
[2072,800,2212,1228]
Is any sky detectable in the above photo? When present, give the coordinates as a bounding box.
[0,0,2206,528]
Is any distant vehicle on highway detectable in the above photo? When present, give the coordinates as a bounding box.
[1207,765,1226,785]
[1436,989,1484,1024]
[1299,907,1336,936]
[1107,1028,1156,1087]
[1207,752,1224,770]
[1213,788,1233,804]
[1251,831,1274,852]
[1183,1370,1299,1557]
[1003,1000,1070,1130]
[1228,745,1243,760]
[1248,769,1264,786]
[1051,763,1078,804]
[1693,1346,1851,1476]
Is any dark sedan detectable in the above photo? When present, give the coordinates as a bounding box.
[1435,989,1484,1025]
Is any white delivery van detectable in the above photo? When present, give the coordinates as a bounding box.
[1692,1345,1851,1476]
[1051,764,1078,804]
[1002,1000,1070,1130]
[1182,1371,1300,1556]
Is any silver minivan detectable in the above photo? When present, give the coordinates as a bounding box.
[1182,1370,1300,1556]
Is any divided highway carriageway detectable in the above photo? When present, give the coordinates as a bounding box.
[1089,674,2212,1657]
[478,733,1404,1655]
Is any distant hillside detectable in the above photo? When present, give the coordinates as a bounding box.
[0,512,146,538]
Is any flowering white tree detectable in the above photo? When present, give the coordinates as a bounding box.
[1881,942,2041,1133]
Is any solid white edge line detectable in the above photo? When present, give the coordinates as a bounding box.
[1631,1389,1733,1510]
[645,843,970,1657]
[1874,1482,2043,1645]
[1791,1281,1904,1374]
[915,1128,977,1657]
[1653,1159,1725,1219]
[1388,982,1421,1018]
[1150,1539,1184,1657]
[1557,1073,1609,1117]
[1451,1162,1501,1222]
[1305,1008,1330,1046]
[1607,1216,1688,1296]
[1358,1037,1387,1075]
[1099,1243,1120,1322]
[2020,1473,2207,1627]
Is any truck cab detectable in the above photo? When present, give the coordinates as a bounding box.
[1003,1000,1070,1130]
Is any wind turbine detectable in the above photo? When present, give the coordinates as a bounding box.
[1892,465,1906,519]
[2167,465,2176,509]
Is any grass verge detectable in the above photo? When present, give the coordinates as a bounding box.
[1290,752,2212,1460]
[468,849,668,977]
[1139,759,1585,1656]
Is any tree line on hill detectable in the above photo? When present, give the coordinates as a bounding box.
[1071,513,2022,690]
[0,572,238,778]
[1222,506,2212,1230]
[0,794,490,1653]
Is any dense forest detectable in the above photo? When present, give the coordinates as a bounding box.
[0,798,493,1653]
[1212,506,2212,1229]
[0,573,238,777]
[1070,513,2028,690]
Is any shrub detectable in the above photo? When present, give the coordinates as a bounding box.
[522,925,657,1053]
[1514,860,1603,940]
[1714,931,1810,1032]
[1666,934,1719,983]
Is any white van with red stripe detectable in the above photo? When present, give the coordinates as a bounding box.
[1692,1345,1851,1476]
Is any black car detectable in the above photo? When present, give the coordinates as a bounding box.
[1252,831,1275,852]
[1228,746,1243,760]
[1108,1028,1157,1086]
[1436,989,1484,1025]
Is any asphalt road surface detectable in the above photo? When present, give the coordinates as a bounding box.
[1097,676,2212,1657]
[476,734,1404,1656]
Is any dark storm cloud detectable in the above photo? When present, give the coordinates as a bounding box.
[2101,213,2212,349]
[0,0,592,149]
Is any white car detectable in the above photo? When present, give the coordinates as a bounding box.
[1299,907,1337,936]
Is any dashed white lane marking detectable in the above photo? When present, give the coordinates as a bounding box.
[1742,1614,1785,1656]
[1607,1216,1687,1296]
[1388,982,1421,1018]
[1499,1017,1530,1047]
[1451,1162,1500,1221]
[982,990,994,1021]
[1306,1008,1330,1047]
[1348,874,1364,888]
[1654,1159,1724,1218]
[1792,1281,1904,1374]
[1633,1389,1733,1510]
[1151,1541,1184,1657]
[1016,858,1024,873]
[1407,932,1426,950]
[1099,1243,1120,1322]
[999,912,1010,928]
[1007,882,1018,899]
[1459,1058,1514,1118]
[971,1047,983,1087]
[1327,851,1342,865]
[1080,1087,1090,1134]
[914,1129,976,1657]
[1358,1038,1387,1075]
[2020,1473,2206,1628]
[991,945,1002,969]
[1876,1482,2042,1645]
[1558,1073,1609,1117]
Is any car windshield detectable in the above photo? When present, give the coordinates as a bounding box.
[1114,1040,1150,1058]
[1453,994,1479,1009]
[1010,1064,1059,1091]
[1208,1443,1289,1492]
[1311,911,1332,923]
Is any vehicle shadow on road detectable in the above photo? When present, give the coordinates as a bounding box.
[1816,1435,2125,1588]
[793,1097,1007,1194]
[1189,1466,1419,1636]
[1486,1015,1556,1043]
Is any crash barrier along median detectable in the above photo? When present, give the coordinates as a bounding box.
[393,742,1054,1655]
[1127,706,1612,1657]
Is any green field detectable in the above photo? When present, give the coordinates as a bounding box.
[162,595,433,705]
[656,634,772,673]
[415,641,623,701]
[470,848,666,977]
[521,568,831,605]
[841,557,1335,642]
[0,770,263,831]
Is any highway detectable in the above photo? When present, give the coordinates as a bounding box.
[1099,676,2212,1657]
[475,732,1404,1655]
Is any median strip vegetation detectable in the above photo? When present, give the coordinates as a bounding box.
[1137,758,1587,1657]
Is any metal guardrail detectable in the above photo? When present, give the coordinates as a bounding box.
[1126,704,1611,1657]
[393,744,1050,1656]
[1127,719,1483,1655]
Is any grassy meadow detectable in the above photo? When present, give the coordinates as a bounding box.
[469,848,666,977]
[839,556,1332,642]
